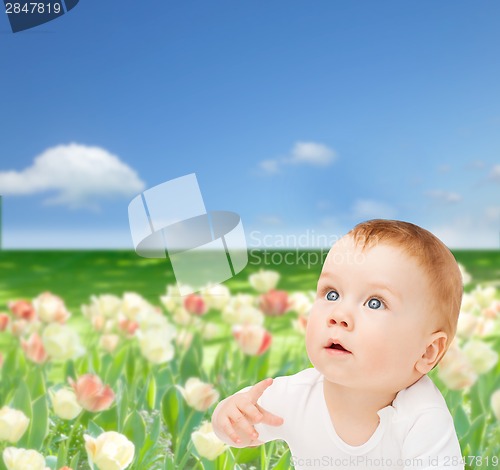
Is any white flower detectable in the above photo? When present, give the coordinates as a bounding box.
[172,305,196,326]
[462,340,498,374]
[33,292,70,323]
[460,293,480,316]
[82,294,122,319]
[471,286,497,309]
[3,447,46,470]
[138,328,175,364]
[85,431,134,470]
[0,407,29,443]
[288,291,314,316]
[191,421,227,460]
[248,270,280,293]
[456,312,478,339]
[437,343,477,390]
[49,388,82,420]
[160,284,191,312]
[121,292,155,321]
[178,378,220,411]
[99,334,120,353]
[222,304,264,326]
[42,323,85,361]
[201,284,231,311]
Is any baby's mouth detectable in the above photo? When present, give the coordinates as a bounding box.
[325,339,352,353]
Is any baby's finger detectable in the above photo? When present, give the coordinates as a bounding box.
[237,400,264,424]
[247,377,273,403]
[229,407,259,441]
[219,415,243,444]
[256,405,285,426]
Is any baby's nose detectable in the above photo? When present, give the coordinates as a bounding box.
[327,309,351,329]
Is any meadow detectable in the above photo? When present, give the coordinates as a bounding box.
[0,249,499,470]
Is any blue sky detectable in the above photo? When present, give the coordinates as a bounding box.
[0,0,499,249]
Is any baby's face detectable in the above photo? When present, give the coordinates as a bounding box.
[306,235,438,394]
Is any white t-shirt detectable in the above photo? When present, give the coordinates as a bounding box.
[234,368,464,470]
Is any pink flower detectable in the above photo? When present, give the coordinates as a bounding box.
[233,325,272,355]
[184,294,208,315]
[69,374,115,412]
[8,300,36,322]
[0,313,10,331]
[118,318,139,336]
[259,290,289,316]
[21,332,48,364]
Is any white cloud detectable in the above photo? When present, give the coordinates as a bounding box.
[259,159,280,174]
[288,142,336,166]
[0,143,145,209]
[351,199,397,220]
[424,190,462,204]
[259,141,336,174]
[489,164,500,182]
[429,213,499,249]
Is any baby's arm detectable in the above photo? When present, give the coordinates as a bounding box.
[211,377,284,448]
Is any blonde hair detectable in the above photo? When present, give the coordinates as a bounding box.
[347,219,463,361]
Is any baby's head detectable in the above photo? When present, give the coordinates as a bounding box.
[305,219,463,394]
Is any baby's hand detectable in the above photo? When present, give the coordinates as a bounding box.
[211,377,284,447]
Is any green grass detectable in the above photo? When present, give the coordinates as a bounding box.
[1,249,498,313]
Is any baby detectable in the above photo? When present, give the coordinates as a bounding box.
[211,219,465,470]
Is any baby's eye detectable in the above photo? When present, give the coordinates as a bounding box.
[366,298,385,310]
[325,290,339,301]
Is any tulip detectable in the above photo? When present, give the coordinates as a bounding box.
[456,312,478,339]
[84,431,134,470]
[178,378,220,411]
[2,447,46,470]
[21,332,48,364]
[233,324,272,356]
[49,388,82,420]
[138,328,175,364]
[33,292,70,323]
[483,300,500,319]
[99,334,120,353]
[191,421,227,460]
[160,284,186,313]
[249,270,280,293]
[437,344,477,390]
[121,292,155,321]
[201,284,231,311]
[491,389,500,421]
[259,290,289,316]
[118,318,139,336]
[463,340,498,374]
[82,294,122,319]
[184,294,208,315]
[288,292,314,316]
[8,299,36,321]
[42,323,85,361]
[0,406,30,443]
[69,374,115,412]
[222,304,264,326]
[0,313,10,331]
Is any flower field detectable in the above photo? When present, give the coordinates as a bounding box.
[0,249,499,470]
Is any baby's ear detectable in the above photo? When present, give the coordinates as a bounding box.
[415,332,447,374]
